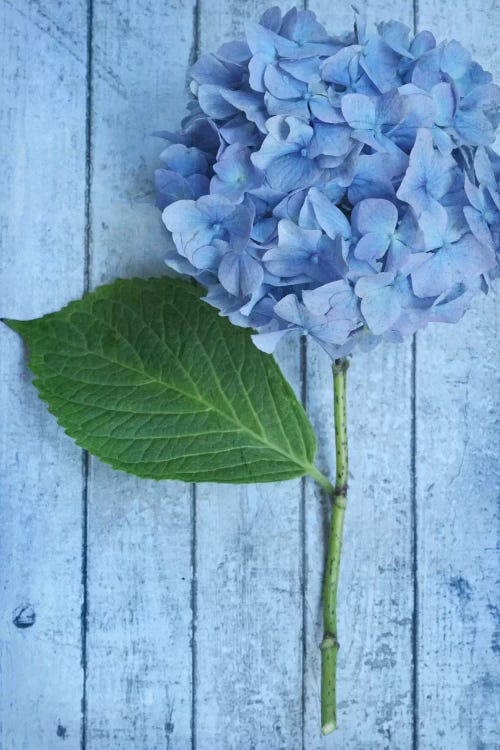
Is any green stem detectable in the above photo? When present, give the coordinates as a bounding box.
[320,356,349,735]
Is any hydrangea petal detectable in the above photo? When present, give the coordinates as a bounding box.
[354,198,398,236]
[156,9,500,361]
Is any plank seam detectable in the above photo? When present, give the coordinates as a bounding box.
[190,482,198,750]
[191,4,200,749]
[81,0,94,746]
[411,333,419,750]
[411,9,419,750]
[299,8,308,747]
[412,0,419,38]
[300,336,307,750]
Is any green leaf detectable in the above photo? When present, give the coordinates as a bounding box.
[4,277,319,484]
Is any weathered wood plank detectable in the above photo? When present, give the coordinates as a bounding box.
[415,1,500,745]
[304,2,415,747]
[193,3,305,748]
[0,1,89,747]
[85,1,196,747]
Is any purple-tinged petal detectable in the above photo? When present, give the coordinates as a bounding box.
[155,170,193,209]
[265,93,310,120]
[190,54,241,86]
[186,174,210,199]
[198,84,237,119]
[219,251,264,297]
[159,144,209,176]
[264,64,306,99]
[266,152,320,192]
[216,41,251,65]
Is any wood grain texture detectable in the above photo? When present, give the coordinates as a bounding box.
[414,1,500,746]
[85,1,196,747]
[303,339,414,750]
[0,1,88,748]
[1,0,499,748]
[194,3,305,748]
[305,1,415,745]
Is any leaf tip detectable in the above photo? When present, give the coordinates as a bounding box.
[2,317,17,330]
[2,318,27,335]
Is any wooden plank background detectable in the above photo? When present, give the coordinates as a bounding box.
[0,1,498,748]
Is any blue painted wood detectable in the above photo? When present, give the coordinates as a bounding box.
[304,4,415,748]
[194,4,304,747]
[84,1,196,747]
[414,1,500,746]
[0,2,89,748]
[0,0,498,748]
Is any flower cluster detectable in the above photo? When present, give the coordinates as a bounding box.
[156,6,500,358]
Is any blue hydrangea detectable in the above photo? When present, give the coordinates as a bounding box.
[156,6,499,359]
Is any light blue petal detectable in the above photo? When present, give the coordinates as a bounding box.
[251,327,290,353]
[441,40,471,80]
[245,21,277,57]
[308,123,352,158]
[396,129,455,214]
[463,206,495,251]
[309,94,344,123]
[280,57,322,83]
[321,47,358,87]
[264,64,306,99]
[411,234,495,297]
[341,93,376,130]
[273,294,304,326]
[354,198,398,236]
[221,88,267,130]
[219,251,264,297]
[265,93,310,120]
[360,36,401,92]
[277,218,321,253]
[410,31,436,59]
[162,199,202,234]
[248,53,268,92]
[377,20,412,57]
[354,233,390,262]
[266,152,320,191]
[455,109,496,146]
[191,242,226,271]
[360,284,401,335]
[431,82,456,126]
[303,187,351,239]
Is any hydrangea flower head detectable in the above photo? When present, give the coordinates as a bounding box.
[156,6,500,359]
